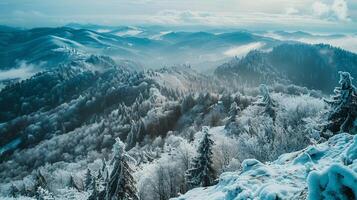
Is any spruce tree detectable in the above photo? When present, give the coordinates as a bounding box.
[105,138,139,200]
[325,71,357,133]
[186,127,217,189]
[255,84,276,121]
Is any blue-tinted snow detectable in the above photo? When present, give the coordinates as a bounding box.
[174,132,357,200]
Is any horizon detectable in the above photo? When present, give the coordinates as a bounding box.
[0,0,356,33]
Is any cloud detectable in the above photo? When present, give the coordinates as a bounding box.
[149,9,339,30]
[298,35,357,53]
[312,0,350,21]
[312,2,330,16]
[0,62,39,81]
[285,7,299,15]
[0,0,355,32]
[223,42,265,57]
[332,0,349,21]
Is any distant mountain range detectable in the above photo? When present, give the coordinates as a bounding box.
[0,25,280,73]
[1,24,356,93]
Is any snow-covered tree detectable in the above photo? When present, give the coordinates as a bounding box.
[84,169,93,191]
[255,84,276,121]
[8,184,19,198]
[34,171,48,192]
[228,101,240,123]
[36,187,54,200]
[104,138,139,200]
[68,175,80,191]
[325,71,357,133]
[88,177,100,200]
[186,127,217,188]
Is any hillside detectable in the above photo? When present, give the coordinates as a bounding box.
[215,43,357,93]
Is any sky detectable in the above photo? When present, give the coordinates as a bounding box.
[0,0,356,32]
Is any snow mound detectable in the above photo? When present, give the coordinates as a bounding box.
[173,133,357,200]
[307,164,357,200]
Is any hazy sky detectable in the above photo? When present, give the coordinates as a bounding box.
[0,0,356,32]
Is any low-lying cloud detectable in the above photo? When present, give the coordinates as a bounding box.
[223,42,265,57]
[0,62,38,81]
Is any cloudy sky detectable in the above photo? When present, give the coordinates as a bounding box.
[0,0,356,32]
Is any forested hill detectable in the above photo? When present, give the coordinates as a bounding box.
[215,43,357,93]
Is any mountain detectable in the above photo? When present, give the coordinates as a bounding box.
[0,62,214,159]
[174,132,357,200]
[0,27,160,70]
[215,43,357,93]
[0,26,280,75]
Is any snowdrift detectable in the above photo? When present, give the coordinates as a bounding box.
[174,133,357,200]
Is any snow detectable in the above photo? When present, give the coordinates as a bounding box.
[173,133,357,200]
[307,164,357,200]
[345,135,357,165]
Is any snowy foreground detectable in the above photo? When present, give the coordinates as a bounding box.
[174,133,357,200]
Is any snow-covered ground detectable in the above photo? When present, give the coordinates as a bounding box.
[173,133,357,200]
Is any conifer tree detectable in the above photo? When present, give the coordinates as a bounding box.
[84,169,93,191]
[105,138,139,200]
[88,177,100,200]
[325,71,357,133]
[186,127,217,189]
[255,84,276,121]
[228,101,239,122]
[68,175,80,191]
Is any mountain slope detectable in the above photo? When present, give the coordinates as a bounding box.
[215,43,357,93]
[0,27,162,70]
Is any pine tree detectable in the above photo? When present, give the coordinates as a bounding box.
[104,138,139,200]
[325,71,357,133]
[84,169,93,191]
[255,84,276,121]
[186,127,217,189]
